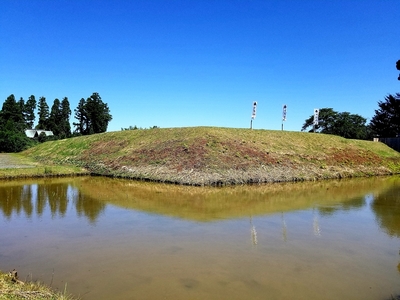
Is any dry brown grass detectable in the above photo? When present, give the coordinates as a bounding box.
[0,270,76,300]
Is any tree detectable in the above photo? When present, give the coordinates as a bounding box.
[397,60,400,80]
[301,108,369,139]
[0,94,25,131]
[0,94,35,152]
[73,93,112,135]
[369,93,400,137]
[17,97,25,123]
[302,108,337,134]
[37,97,49,130]
[0,120,33,152]
[60,97,71,138]
[46,97,72,139]
[24,95,36,129]
[73,98,87,134]
[85,92,112,134]
[330,112,369,140]
[47,98,61,136]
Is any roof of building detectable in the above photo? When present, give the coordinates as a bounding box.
[25,129,54,138]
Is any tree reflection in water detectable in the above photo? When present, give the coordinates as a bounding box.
[369,184,400,275]
[371,185,400,238]
[0,181,105,223]
[317,195,366,216]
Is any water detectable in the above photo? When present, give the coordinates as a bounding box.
[1,176,400,299]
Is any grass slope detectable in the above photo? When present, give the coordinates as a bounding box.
[22,127,400,185]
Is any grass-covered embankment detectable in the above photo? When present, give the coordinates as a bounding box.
[18,127,400,185]
[0,153,89,179]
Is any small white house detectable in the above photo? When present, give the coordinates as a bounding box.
[25,129,54,138]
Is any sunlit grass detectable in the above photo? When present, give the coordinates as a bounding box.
[0,270,78,300]
[13,127,400,185]
[0,166,88,179]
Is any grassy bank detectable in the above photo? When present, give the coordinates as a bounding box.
[0,153,89,179]
[17,127,400,185]
[0,270,76,300]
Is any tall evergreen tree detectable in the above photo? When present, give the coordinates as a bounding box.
[0,94,25,131]
[85,92,112,134]
[0,94,33,152]
[369,93,400,137]
[73,93,112,135]
[18,97,25,122]
[73,98,87,135]
[48,98,61,135]
[24,95,37,129]
[60,97,71,138]
[37,96,49,130]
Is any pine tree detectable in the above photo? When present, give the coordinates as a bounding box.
[0,94,25,131]
[73,98,87,135]
[60,97,71,138]
[37,97,49,130]
[73,93,112,135]
[369,93,400,137]
[48,98,61,135]
[24,95,36,129]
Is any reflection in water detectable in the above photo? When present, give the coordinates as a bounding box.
[317,195,366,216]
[1,176,400,229]
[250,217,257,246]
[313,209,321,237]
[0,179,105,223]
[281,213,287,242]
[371,184,400,238]
[1,176,400,225]
[1,176,400,300]
[74,176,400,222]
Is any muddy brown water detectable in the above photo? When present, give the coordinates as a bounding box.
[1,176,400,299]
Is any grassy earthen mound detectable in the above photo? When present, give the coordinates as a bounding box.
[22,127,400,185]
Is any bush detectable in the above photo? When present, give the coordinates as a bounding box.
[0,130,34,152]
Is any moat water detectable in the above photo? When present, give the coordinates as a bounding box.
[1,176,400,299]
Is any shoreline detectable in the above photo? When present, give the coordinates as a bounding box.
[88,163,394,186]
[0,153,397,186]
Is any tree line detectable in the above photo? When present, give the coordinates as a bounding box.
[1,86,399,153]
[301,93,400,139]
[0,92,112,152]
[300,93,400,139]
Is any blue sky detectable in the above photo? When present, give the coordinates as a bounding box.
[1,0,399,132]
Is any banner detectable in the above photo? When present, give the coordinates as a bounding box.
[313,109,319,125]
[282,105,287,121]
[251,101,257,119]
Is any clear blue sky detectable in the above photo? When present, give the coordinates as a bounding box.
[1,0,399,132]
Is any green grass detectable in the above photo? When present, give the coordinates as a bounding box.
[11,127,400,185]
[23,127,398,159]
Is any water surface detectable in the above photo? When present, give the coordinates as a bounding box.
[1,176,400,299]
